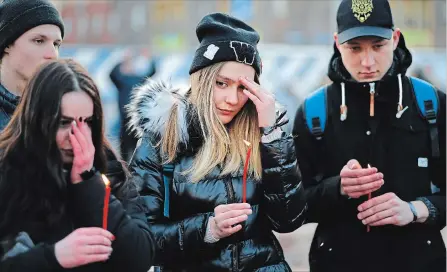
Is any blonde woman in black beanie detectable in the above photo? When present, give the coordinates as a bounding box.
[0,0,65,131]
[127,13,307,271]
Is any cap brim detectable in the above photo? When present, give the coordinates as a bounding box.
[338,26,393,44]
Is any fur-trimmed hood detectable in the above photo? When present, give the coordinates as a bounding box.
[126,80,197,146]
[126,80,207,157]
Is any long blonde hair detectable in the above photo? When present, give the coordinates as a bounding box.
[160,62,262,182]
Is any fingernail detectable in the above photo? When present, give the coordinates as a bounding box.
[362,220,366,225]
[358,206,363,212]
[72,120,77,126]
[111,235,115,241]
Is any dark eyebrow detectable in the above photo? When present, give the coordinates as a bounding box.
[34,34,62,43]
[61,115,93,120]
[61,115,74,120]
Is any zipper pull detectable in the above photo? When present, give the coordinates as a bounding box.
[369,83,375,117]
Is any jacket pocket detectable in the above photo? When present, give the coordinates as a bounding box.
[387,119,432,198]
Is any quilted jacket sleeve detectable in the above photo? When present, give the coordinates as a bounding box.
[260,111,308,233]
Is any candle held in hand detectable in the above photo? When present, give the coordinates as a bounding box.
[102,174,111,230]
[242,140,252,203]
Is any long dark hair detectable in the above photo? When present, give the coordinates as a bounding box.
[0,59,119,237]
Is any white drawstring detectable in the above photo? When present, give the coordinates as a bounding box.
[340,82,347,121]
[396,74,405,118]
[340,75,406,120]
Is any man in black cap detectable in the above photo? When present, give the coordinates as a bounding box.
[0,0,65,131]
[293,0,446,271]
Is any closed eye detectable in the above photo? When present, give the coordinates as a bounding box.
[59,119,72,128]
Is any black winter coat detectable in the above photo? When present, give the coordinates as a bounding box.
[128,81,308,272]
[293,35,446,272]
[0,151,156,271]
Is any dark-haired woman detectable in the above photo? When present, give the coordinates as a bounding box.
[0,59,155,271]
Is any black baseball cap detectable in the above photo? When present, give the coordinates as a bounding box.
[337,0,394,44]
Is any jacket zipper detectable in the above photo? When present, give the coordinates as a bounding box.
[367,83,379,202]
[369,82,375,117]
[224,178,238,272]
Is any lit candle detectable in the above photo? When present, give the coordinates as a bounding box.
[101,174,111,230]
[367,164,372,232]
[242,140,252,203]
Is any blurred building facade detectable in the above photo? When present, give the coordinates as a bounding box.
[52,0,446,52]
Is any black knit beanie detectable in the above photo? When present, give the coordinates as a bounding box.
[0,0,65,58]
[189,13,262,76]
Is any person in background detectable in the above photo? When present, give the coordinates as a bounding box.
[109,48,156,162]
[0,0,64,131]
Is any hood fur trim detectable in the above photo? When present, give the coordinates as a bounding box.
[126,79,190,144]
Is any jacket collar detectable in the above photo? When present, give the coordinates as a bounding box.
[0,83,19,114]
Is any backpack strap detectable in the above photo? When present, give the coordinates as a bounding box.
[162,164,175,218]
[409,76,440,158]
[304,86,327,140]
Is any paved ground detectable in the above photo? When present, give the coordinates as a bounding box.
[149,224,446,272]
[274,223,317,272]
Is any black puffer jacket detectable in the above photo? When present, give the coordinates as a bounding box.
[293,35,446,272]
[128,81,307,271]
[0,83,19,131]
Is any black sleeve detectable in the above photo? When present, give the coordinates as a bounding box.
[144,60,156,78]
[69,173,155,272]
[292,104,351,223]
[109,63,122,90]
[260,129,307,233]
[0,244,62,271]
